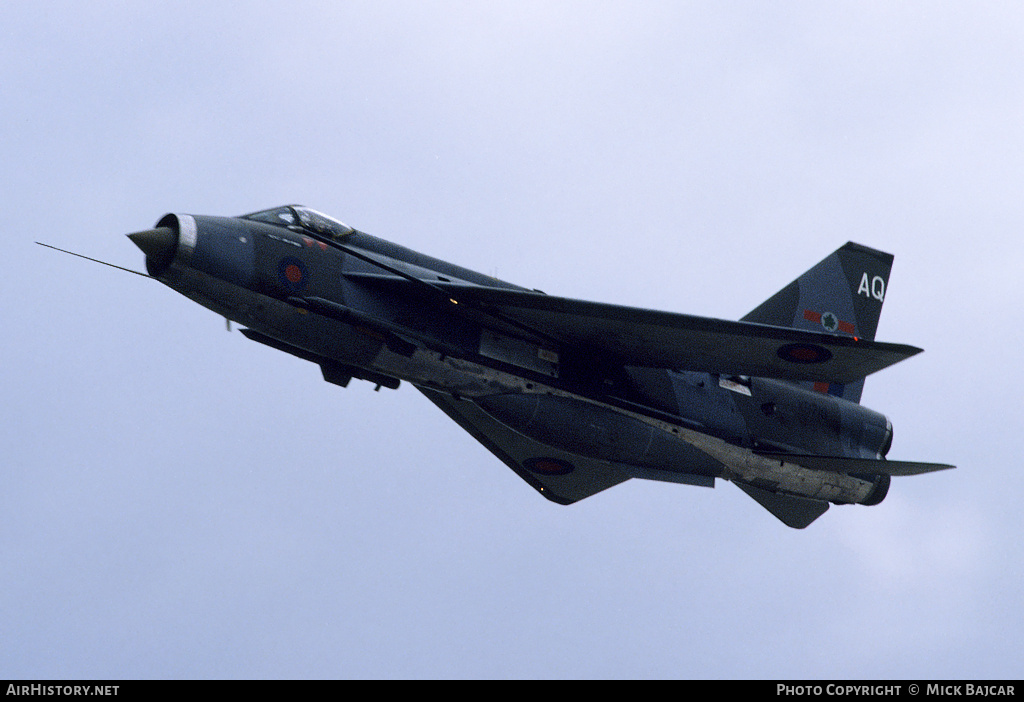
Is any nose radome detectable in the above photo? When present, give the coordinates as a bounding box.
[128,226,177,276]
[128,227,175,257]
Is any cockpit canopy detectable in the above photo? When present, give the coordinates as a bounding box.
[241,205,354,241]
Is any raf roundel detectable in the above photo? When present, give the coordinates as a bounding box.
[776,342,833,365]
[277,257,309,292]
[524,457,575,476]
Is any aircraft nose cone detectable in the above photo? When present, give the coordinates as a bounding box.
[128,226,177,276]
[127,227,175,258]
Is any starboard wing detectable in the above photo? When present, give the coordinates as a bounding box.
[349,273,921,383]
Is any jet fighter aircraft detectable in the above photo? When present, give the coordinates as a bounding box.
[120,205,953,528]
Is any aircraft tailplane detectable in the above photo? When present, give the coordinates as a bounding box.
[733,481,830,529]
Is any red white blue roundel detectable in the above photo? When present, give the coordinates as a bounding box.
[524,457,574,476]
[777,342,832,364]
[278,257,308,292]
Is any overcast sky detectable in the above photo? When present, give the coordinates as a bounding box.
[3,1,1022,679]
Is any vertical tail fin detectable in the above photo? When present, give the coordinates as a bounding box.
[741,242,894,404]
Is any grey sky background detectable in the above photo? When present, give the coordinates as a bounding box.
[3,1,1021,679]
